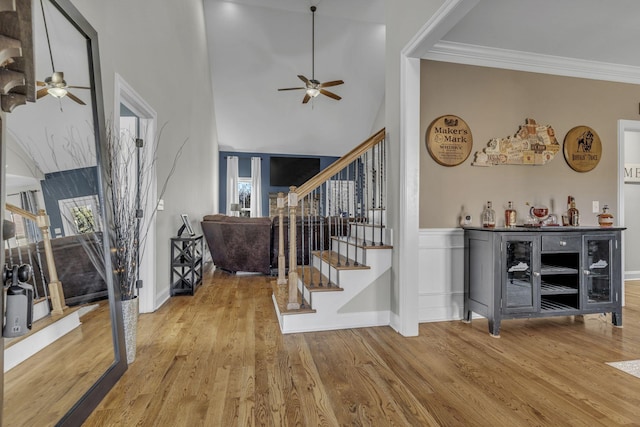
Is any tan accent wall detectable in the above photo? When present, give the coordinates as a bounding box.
[420,60,639,228]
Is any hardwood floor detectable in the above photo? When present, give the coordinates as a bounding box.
[84,273,640,426]
[4,303,114,427]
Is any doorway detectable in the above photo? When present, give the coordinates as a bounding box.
[115,74,158,313]
[619,121,640,282]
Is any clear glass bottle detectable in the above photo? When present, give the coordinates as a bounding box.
[482,201,496,228]
[568,196,580,226]
[504,201,517,228]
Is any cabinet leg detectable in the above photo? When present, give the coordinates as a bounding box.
[612,311,623,327]
[488,319,501,338]
[462,309,472,323]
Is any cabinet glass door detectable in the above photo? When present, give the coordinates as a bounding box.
[503,238,538,313]
[584,236,613,305]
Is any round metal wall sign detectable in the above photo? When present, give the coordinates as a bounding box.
[563,125,602,172]
[426,115,473,166]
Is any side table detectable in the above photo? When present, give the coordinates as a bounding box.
[170,234,203,296]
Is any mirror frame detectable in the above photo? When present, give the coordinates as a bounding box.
[1,0,128,425]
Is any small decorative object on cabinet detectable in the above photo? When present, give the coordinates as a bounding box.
[481,201,496,228]
[504,201,517,228]
[463,226,624,337]
[170,234,203,296]
[598,205,614,227]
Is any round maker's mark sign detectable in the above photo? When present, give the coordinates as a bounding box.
[426,115,473,167]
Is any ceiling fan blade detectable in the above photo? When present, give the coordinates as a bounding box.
[318,80,344,88]
[297,75,310,85]
[320,89,341,101]
[36,81,46,87]
[278,87,306,91]
[67,85,91,90]
[66,91,86,105]
[302,93,311,104]
[36,88,49,99]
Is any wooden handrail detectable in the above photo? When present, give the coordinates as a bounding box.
[277,128,387,310]
[5,203,68,314]
[294,128,385,199]
[6,203,37,221]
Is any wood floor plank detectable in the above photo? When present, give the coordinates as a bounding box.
[80,274,640,426]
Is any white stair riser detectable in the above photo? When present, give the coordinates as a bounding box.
[285,249,392,332]
[331,239,389,262]
[310,246,391,279]
[279,307,390,333]
[350,224,392,245]
[367,209,386,226]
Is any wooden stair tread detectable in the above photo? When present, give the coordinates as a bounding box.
[271,280,315,315]
[330,235,392,249]
[312,250,370,270]
[298,266,342,292]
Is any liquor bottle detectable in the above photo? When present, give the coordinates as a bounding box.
[598,204,614,227]
[568,196,580,226]
[504,201,517,228]
[482,201,496,228]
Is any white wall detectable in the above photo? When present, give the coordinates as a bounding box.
[385,0,446,335]
[70,0,219,308]
[4,132,44,193]
[624,131,640,277]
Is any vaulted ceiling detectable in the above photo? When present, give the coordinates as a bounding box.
[204,0,640,158]
[203,0,385,156]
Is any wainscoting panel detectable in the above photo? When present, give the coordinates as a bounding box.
[418,228,465,323]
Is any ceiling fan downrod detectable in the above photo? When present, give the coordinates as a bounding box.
[311,5,316,81]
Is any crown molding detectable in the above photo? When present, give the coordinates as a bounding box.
[425,40,640,85]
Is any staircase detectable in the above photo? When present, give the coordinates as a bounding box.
[0,0,36,112]
[272,129,392,333]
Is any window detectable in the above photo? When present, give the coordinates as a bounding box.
[238,178,252,217]
[58,195,102,236]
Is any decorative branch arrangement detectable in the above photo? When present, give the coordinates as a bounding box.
[102,124,188,300]
[13,122,188,301]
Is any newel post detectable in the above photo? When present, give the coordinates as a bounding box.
[37,209,67,314]
[287,187,300,310]
[276,192,286,285]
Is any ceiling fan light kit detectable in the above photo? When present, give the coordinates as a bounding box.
[36,0,89,105]
[278,5,343,104]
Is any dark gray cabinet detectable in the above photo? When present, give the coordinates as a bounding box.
[463,227,624,336]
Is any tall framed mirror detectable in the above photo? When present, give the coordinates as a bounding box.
[2,0,126,425]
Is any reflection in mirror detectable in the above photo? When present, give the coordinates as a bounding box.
[2,0,125,425]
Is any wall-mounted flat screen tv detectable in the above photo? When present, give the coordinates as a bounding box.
[270,156,321,187]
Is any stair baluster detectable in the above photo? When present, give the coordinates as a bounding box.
[278,129,386,311]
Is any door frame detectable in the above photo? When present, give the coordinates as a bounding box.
[617,120,640,304]
[114,73,158,313]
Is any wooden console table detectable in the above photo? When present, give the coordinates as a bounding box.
[463,226,624,336]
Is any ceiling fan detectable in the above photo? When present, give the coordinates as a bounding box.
[35,0,89,105]
[278,5,344,104]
